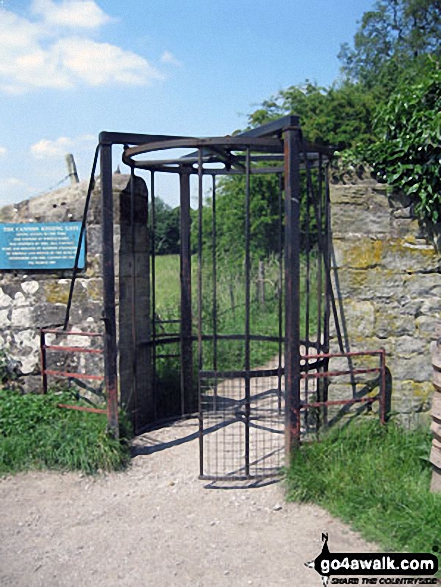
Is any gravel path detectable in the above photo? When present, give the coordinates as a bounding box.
[0,418,381,587]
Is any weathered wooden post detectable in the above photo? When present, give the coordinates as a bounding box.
[65,153,79,185]
[430,332,441,493]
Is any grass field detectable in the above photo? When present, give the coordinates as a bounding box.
[287,419,441,575]
[154,253,319,368]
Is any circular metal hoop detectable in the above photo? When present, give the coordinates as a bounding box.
[122,136,284,173]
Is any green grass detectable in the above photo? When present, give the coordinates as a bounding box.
[0,388,132,475]
[154,253,182,315]
[153,253,320,417]
[154,253,319,368]
[287,418,441,572]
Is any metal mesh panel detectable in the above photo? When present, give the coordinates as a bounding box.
[199,369,284,480]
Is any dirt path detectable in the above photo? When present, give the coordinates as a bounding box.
[0,418,380,587]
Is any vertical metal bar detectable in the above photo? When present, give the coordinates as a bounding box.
[100,143,119,437]
[129,166,138,433]
[316,154,327,427]
[180,168,193,416]
[40,330,48,394]
[323,169,331,355]
[212,175,218,410]
[197,153,204,477]
[284,127,302,457]
[322,168,332,419]
[277,173,284,413]
[304,160,311,430]
[63,145,100,331]
[316,154,323,352]
[304,163,311,351]
[150,171,157,421]
[244,147,251,477]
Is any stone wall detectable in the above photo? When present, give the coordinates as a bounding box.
[0,173,152,428]
[329,174,441,425]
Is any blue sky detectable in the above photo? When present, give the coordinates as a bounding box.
[0,0,375,208]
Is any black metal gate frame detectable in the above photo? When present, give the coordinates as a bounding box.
[96,115,333,455]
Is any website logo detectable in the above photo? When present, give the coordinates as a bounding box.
[305,534,438,586]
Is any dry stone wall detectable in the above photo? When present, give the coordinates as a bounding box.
[0,178,110,388]
[329,174,441,425]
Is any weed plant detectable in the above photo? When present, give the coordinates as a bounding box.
[0,388,131,475]
[287,418,441,572]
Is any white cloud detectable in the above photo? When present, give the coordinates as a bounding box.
[56,37,162,86]
[0,146,7,156]
[32,0,111,30]
[0,3,163,93]
[30,134,95,159]
[161,50,183,67]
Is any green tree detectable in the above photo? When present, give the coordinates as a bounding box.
[249,80,377,150]
[196,174,281,265]
[339,0,441,88]
[151,198,180,255]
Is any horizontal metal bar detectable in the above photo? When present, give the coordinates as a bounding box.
[199,473,280,481]
[302,349,385,360]
[238,115,300,137]
[99,131,188,146]
[57,404,107,415]
[43,345,103,355]
[200,367,283,379]
[145,333,301,347]
[124,136,284,162]
[44,369,104,381]
[301,396,379,410]
[131,161,285,175]
[146,336,180,346]
[302,367,381,379]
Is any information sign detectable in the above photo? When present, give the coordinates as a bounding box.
[0,223,86,270]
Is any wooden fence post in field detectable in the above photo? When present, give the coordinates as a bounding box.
[430,329,441,493]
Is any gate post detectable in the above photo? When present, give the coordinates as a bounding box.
[100,141,119,437]
[179,168,194,415]
[283,126,302,459]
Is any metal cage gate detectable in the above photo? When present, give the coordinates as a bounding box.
[98,116,333,479]
[190,122,331,479]
[121,117,334,479]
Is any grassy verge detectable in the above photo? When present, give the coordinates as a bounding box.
[286,419,441,572]
[0,389,132,475]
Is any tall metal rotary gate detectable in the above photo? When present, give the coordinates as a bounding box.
[69,115,385,481]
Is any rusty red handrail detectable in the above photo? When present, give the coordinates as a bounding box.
[295,348,387,435]
[40,328,106,417]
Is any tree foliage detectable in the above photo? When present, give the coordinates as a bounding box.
[151,197,180,255]
[197,0,441,254]
[249,81,377,150]
[196,174,281,264]
[365,58,441,222]
[339,0,441,88]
